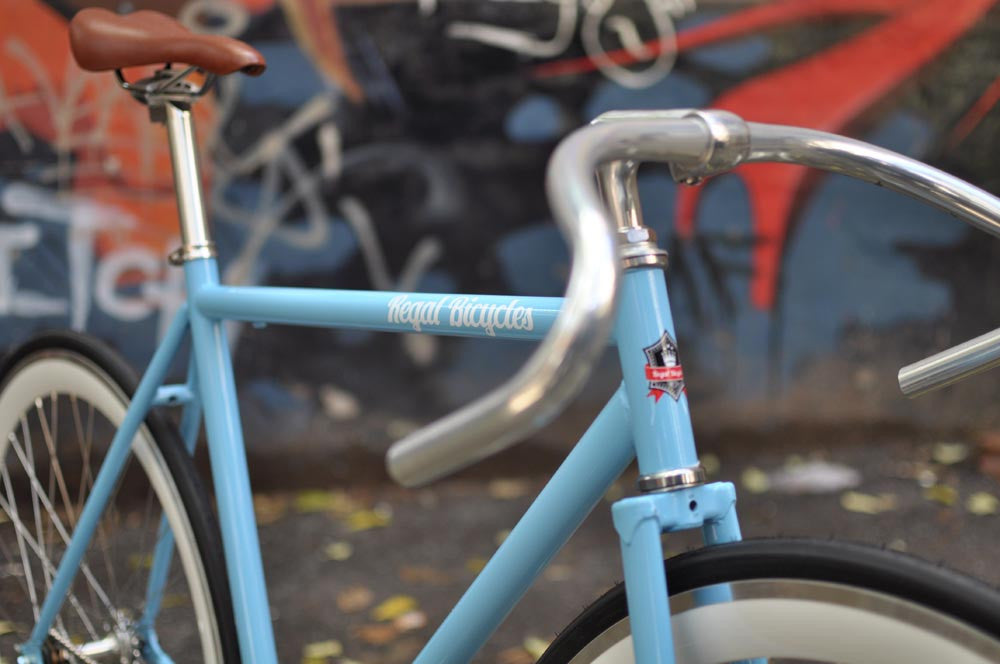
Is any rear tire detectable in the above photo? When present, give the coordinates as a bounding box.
[0,331,238,662]
[540,538,1000,663]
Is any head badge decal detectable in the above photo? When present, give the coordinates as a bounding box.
[643,331,684,402]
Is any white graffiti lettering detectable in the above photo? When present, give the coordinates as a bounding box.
[444,0,698,89]
[0,223,66,317]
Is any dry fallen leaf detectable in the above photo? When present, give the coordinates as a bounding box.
[161,593,189,609]
[336,586,374,613]
[318,384,361,421]
[393,609,427,632]
[301,639,343,664]
[253,493,289,525]
[386,636,424,661]
[544,564,573,582]
[0,621,14,636]
[294,489,359,515]
[966,491,999,516]
[523,636,550,659]
[128,553,152,570]
[323,541,353,561]
[398,565,450,585]
[494,529,512,547]
[840,491,897,515]
[924,484,959,506]
[602,482,625,503]
[345,508,392,532]
[916,468,938,488]
[465,557,488,574]
[354,623,398,646]
[741,467,770,494]
[497,646,534,664]
[488,478,531,500]
[932,442,969,466]
[371,595,418,622]
[701,453,720,476]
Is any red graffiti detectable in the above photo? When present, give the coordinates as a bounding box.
[949,73,1000,148]
[537,0,1000,310]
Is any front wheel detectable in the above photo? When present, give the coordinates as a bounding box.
[540,539,1000,663]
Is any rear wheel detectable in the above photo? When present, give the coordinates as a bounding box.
[540,539,1000,663]
[0,332,237,662]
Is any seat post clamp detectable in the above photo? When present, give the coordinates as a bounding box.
[168,242,217,266]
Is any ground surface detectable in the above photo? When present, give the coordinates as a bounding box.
[242,423,1000,663]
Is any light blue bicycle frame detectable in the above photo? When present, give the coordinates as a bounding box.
[20,262,743,664]
[18,100,744,664]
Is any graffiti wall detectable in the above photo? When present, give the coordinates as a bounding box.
[3,0,1000,450]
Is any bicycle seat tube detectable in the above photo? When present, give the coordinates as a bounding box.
[158,87,281,663]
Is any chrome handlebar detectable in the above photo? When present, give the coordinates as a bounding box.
[737,124,1000,397]
[898,329,1000,397]
[386,111,745,486]
[386,110,1000,487]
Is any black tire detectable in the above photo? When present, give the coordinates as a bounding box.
[0,331,239,662]
[540,538,1000,663]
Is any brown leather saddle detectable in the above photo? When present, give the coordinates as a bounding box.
[69,8,266,77]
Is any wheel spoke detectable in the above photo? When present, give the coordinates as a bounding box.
[7,433,116,619]
[69,395,120,608]
[20,415,53,605]
[1,450,40,621]
[124,486,157,598]
[0,469,100,640]
[0,523,34,602]
[73,397,95,517]
[35,397,77,526]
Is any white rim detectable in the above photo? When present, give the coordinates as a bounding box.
[0,353,223,662]
[569,579,1000,664]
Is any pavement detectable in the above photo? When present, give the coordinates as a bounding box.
[236,421,1000,663]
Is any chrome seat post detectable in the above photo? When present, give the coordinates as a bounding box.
[115,66,217,265]
[163,102,216,265]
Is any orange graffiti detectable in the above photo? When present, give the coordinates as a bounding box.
[0,1,217,258]
[278,0,364,102]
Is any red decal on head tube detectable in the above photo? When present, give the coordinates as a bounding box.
[643,331,684,402]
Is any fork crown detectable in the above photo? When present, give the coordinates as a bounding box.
[611,482,742,664]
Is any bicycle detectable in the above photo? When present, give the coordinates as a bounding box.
[4,7,1000,663]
